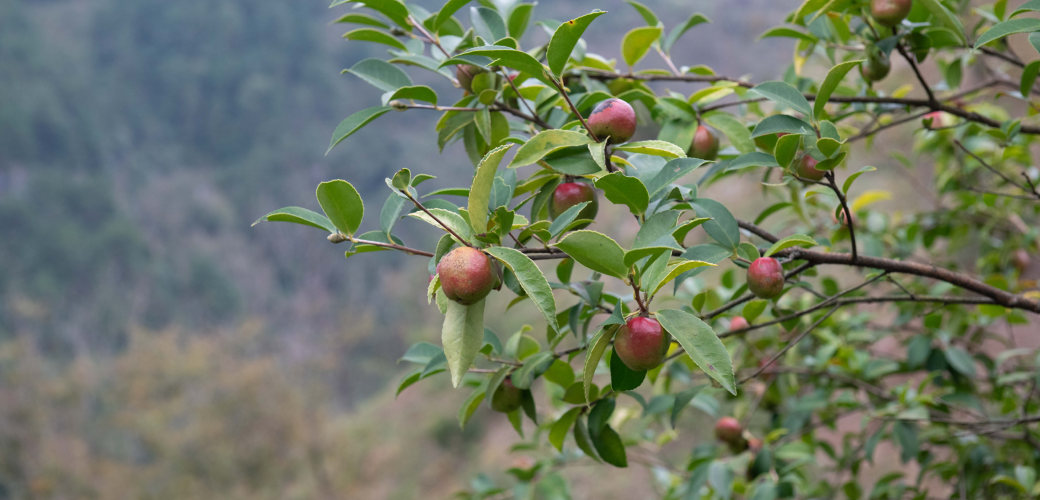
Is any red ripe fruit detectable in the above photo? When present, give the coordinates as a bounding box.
[548,182,599,226]
[871,0,912,27]
[437,247,500,305]
[491,379,522,413]
[614,317,670,371]
[747,257,785,300]
[715,417,743,443]
[730,316,749,331]
[587,98,637,144]
[456,64,487,93]
[793,154,825,182]
[689,125,720,161]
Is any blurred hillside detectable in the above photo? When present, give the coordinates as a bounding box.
[0,0,801,497]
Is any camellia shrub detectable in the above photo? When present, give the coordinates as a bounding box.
[254,0,1040,498]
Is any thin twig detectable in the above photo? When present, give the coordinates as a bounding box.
[402,191,473,247]
[739,305,840,384]
[824,170,858,261]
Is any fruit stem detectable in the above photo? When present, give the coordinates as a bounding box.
[630,273,649,316]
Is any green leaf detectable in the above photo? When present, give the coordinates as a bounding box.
[316,180,364,236]
[703,112,755,154]
[252,207,337,233]
[974,18,1040,48]
[584,325,619,403]
[382,85,438,106]
[610,349,647,391]
[621,26,663,67]
[743,300,767,321]
[381,194,407,236]
[330,0,411,31]
[625,0,658,25]
[433,0,472,29]
[391,168,411,191]
[442,299,486,387]
[751,115,815,137]
[917,0,967,45]
[454,45,553,85]
[760,25,818,43]
[547,10,606,78]
[553,230,629,279]
[411,208,471,244]
[647,260,716,298]
[594,172,650,216]
[507,3,536,39]
[573,417,601,461]
[842,165,876,194]
[690,199,739,250]
[485,247,560,333]
[1012,0,1040,17]
[548,202,590,239]
[655,308,736,394]
[945,347,976,378]
[763,234,817,257]
[511,351,554,389]
[663,13,711,53]
[670,385,704,428]
[331,12,391,29]
[752,81,813,118]
[612,140,687,159]
[549,407,582,451]
[726,152,780,171]
[485,366,512,408]
[342,28,409,51]
[508,130,595,168]
[327,106,393,153]
[773,133,801,168]
[1022,61,1040,96]
[591,424,628,467]
[343,58,413,92]
[458,380,488,429]
[814,60,863,120]
[468,144,513,234]
[471,6,507,42]
[644,158,708,197]
[816,137,841,158]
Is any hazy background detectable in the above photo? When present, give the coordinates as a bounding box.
[0,0,925,498]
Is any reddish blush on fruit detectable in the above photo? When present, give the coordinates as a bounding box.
[613,316,670,371]
[689,125,720,161]
[715,417,743,443]
[730,316,749,331]
[437,247,499,305]
[793,154,825,182]
[548,182,599,227]
[587,98,636,144]
[871,0,912,26]
[747,257,785,299]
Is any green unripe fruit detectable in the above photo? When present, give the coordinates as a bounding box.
[437,247,500,305]
[548,182,598,228]
[491,379,522,413]
[587,98,637,144]
[747,257,785,300]
[689,125,720,161]
[456,64,487,93]
[614,317,670,371]
[871,0,912,27]
[860,50,891,83]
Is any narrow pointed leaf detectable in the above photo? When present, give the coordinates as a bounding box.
[253,207,337,233]
[547,10,607,78]
[442,299,486,387]
[485,247,559,333]
[763,234,817,257]
[813,60,863,120]
[655,308,736,394]
[553,230,629,279]
[752,81,813,117]
[509,130,595,168]
[327,107,393,153]
[584,325,619,403]
[468,144,513,234]
[344,58,413,92]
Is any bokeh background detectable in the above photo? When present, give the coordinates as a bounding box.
[0,0,955,498]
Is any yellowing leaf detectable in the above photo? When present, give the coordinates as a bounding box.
[851,190,892,212]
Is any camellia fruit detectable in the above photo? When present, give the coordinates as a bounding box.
[871,0,912,27]
[747,257,785,299]
[613,316,670,371]
[715,417,743,444]
[456,64,487,93]
[689,125,720,160]
[1014,249,1031,272]
[730,316,749,331]
[437,247,500,305]
[860,50,891,83]
[491,378,522,413]
[587,98,636,144]
[793,154,825,182]
[548,182,599,226]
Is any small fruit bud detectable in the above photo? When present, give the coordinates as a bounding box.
[328,233,348,244]
[389,100,408,111]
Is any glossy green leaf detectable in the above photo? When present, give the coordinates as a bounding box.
[547,10,606,78]
[316,180,364,236]
[442,299,486,387]
[1022,61,1040,96]
[454,45,553,85]
[252,207,337,233]
[703,112,755,154]
[647,260,716,298]
[621,26,663,67]
[759,25,818,43]
[584,325,619,403]
[1012,0,1040,17]
[508,130,595,168]
[549,407,582,451]
[573,416,601,461]
[331,12,391,29]
[610,349,647,391]
[468,144,513,234]
[842,165,876,194]
[945,347,976,377]
[458,380,488,428]
[670,385,704,428]
[764,234,817,257]
[433,0,471,29]
[594,172,650,216]
[813,60,863,120]
[612,140,687,159]
[591,424,627,467]
[816,137,841,158]
[507,3,536,39]
[485,247,559,333]
[343,58,412,92]
[408,207,472,243]
[327,106,393,153]
[774,133,801,168]
[751,115,815,137]
[726,152,780,171]
[918,0,967,44]
[330,0,411,31]
[752,81,813,118]
[974,18,1040,48]
[342,28,408,51]
[471,6,507,42]
[644,158,708,196]
[382,85,438,106]
[663,13,710,53]
[689,199,739,250]
[655,308,735,394]
[511,351,554,389]
[553,230,629,279]
[548,202,589,239]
